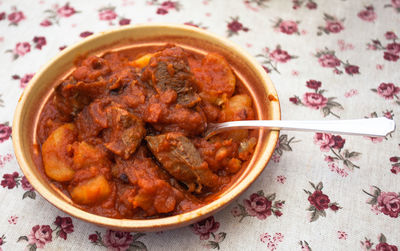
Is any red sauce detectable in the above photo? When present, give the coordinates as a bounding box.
[36,45,257,219]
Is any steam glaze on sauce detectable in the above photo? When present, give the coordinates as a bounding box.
[36,44,257,219]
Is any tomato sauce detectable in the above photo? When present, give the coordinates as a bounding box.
[35,45,257,219]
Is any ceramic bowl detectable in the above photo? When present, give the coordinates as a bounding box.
[12,24,280,231]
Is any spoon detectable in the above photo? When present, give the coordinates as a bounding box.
[205,117,396,139]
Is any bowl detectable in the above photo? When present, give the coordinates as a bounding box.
[12,24,280,231]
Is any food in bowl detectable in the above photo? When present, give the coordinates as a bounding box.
[36,44,258,219]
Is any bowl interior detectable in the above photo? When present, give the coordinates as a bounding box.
[12,24,280,231]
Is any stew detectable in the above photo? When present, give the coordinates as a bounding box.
[36,45,257,219]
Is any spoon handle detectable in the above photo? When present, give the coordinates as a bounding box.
[207,117,395,137]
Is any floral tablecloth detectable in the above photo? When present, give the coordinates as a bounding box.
[0,0,399,250]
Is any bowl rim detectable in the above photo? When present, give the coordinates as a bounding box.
[12,23,281,231]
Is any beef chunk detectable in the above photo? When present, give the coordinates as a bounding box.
[103,106,146,159]
[146,132,219,191]
[142,47,200,108]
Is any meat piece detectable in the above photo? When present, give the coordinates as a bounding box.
[146,133,219,191]
[75,99,109,140]
[72,56,111,82]
[103,106,146,159]
[142,47,200,108]
[54,78,108,116]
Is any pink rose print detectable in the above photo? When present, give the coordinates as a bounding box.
[272,134,299,162]
[27,225,53,249]
[304,182,341,222]
[192,216,226,249]
[318,53,340,68]
[21,176,33,191]
[0,153,13,168]
[317,13,345,35]
[273,19,300,35]
[88,233,98,242]
[89,231,147,250]
[156,8,168,15]
[338,231,348,240]
[257,45,297,73]
[0,122,12,143]
[8,216,18,225]
[7,7,25,25]
[303,93,328,110]
[44,3,79,25]
[80,31,94,38]
[344,89,358,98]
[325,21,344,33]
[18,217,75,249]
[386,31,398,40]
[20,73,35,88]
[306,80,321,90]
[119,18,131,26]
[385,0,400,13]
[260,233,284,251]
[245,193,273,219]
[0,12,5,21]
[269,48,292,63]
[299,240,312,251]
[14,42,31,56]
[390,156,400,174]
[276,175,286,184]
[99,8,117,21]
[314,133,334,152]
[40,19,52,27]
[103,230,134,250]
[150,0,181,15]
[54,216,74,240]
[371,83,400,105]
[367,31,400,62]
[314,132,361,175]
[361,234,398,251]
[290,80,343,117]
[227,16,249,37]
[358,5,377,22]
[33,36,46,50]
[0,235,5,249]
[57,3,77,17]
[192,216,220,240]
[377,192,400,218]
[376,83,400,99]
[1,171,36,199]
[1,172,19,189]
[292,0,317,10]
[315,48,360,75]
[232,190,284,222]
[364,186,400,218]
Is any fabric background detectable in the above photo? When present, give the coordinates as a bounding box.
[0,0,399,250]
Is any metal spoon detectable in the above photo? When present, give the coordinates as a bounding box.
[205,117,396,139]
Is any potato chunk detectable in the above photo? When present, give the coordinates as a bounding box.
[70,175,111,205]
[221,94,253,121]
[42,123,77,182]
[129,53,155,68]
[219,94,255,140]
[191,53,236,103]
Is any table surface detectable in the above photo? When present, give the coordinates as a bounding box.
[0,0,399,250]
